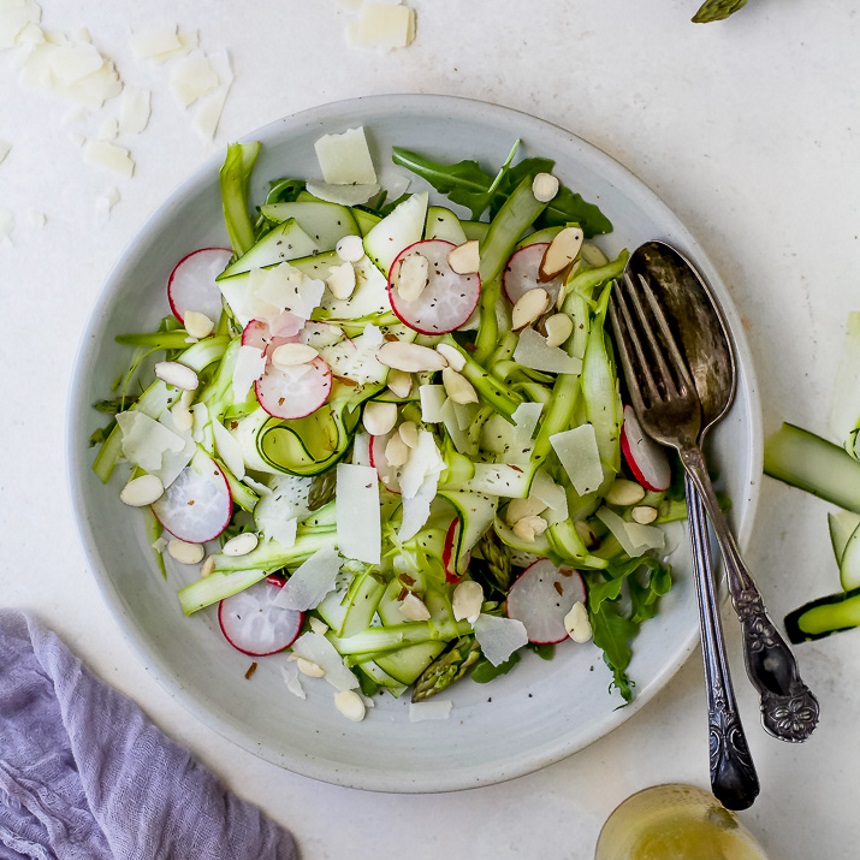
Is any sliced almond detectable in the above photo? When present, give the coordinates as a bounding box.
[399,592,432,621]
[184,310,215,339]
[564,600,593,643]
[271,342,319,367]
[544,313,574,348]
[334,689,366,722]
[631,505,659,525]
[398,420,419,449]
[539,226,584,282]
[296,657,326,678]
[326,261,357,300]
[119,474,164,507]
[605,479,647,507]
[384,433,410,467]
[518,514,548,537]
[387,368,413,399]
[447,239,480,275]
[167,539,205,565]
[505,496,547,527]
[435,342,466,372]
[335,234,365,263]
[395,252,430,302]
[512,518,536,542]
[200,555,215,577]
[363,400,398,436]
[377,341,447,373]
[222,532,259,557]
[155,360,198,390]
[511,287,550,331]
[442,367,478,405]
[532,172,560,203]
[452,580,484,623]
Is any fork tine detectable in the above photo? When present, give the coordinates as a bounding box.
[610,278,660,405]
[636,272,697,397]
[608,292,649,416]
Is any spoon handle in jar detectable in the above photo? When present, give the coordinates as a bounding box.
[681,447,821,743]
[686,474,760,810]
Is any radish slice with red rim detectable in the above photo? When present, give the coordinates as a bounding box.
[241,319,295,354]
[151,451,232,543]
[218,580,304,657]
[256,356,332,420]
[388,239,481,335]
[506,558,587,644]
[620,404,672,492]
[168,247,232,325]
[502,243,564,306]
[369,432,401,494]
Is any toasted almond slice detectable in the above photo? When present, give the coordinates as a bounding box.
[442,367,478,405]
[384,433,410,467]
[605,479,647,507]
[511,287,550,331]
[631,505,659,525]
[334,689,366,722]
[167,538,205,565]
[395,252,430,302]
[447,239,480,275]
[222,532,259,557]
[296,657,326,678]
[452,580,484,623]
[335,234,364,263]
[184,310,215,339]
[539,226,584,282]
[155,360,198,390]
[564,600,593,643]
[363,400,398,436]
[435,342,466,372]
[532,172,560,203]
[399,592,432,621]
[200,555,216,577]
[519,514,548,537]
[398,420,419,449]
[544,313,574,348]
[505,496,548,526]
[271,342,319,367]
[387,368,413,398]
[377,341,447,373]
[326,261,357,300]
[120,474,164,507]
[512,518,536,542]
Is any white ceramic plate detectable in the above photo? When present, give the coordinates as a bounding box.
[68,95,762,793]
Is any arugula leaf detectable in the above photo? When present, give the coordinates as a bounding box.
[470,651,521,684]
[265,177,306,205]
[391,143,613,236]
[587,557,673,703]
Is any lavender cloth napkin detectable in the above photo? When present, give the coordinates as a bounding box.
[0,610,299,860]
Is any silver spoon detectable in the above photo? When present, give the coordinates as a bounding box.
[629,241,820,743]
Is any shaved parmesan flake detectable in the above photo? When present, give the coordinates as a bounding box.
[398,428,443,500]
[530,471,569,519]
[550,424,604,495]
[273,545,341,611]
[193,86,228,140]
[409,700,453,722]
[314,127,377,186]
[94,186,120,225]
[474,614,528,667]
[512,401,542,446]
[97,117,118,140]
[290,632,359,692]
[232,344,267,401]
[336,463,381,563]
[116,411,186,471]
[130,27,196,62]
[170,49,219,108]
[595,506,664,558]
[348,3,416,50]
[514,328,581,374]
[305,180,380,207]
[118,86,151,134]
[154,411,196,488]
[281,663,306,699]
[398,473,436,541]
[82,139,134,177]
[212,419,245,480]
[0,0,41,50]
[0,140,10,164]
[351,431,371,468]
[419,384,447,423]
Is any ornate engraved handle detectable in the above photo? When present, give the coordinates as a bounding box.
[687,475,760,810]
[681,448,820,742]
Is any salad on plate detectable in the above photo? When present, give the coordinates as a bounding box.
[90,126,682,719]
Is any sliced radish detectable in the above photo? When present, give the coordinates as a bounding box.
[218,580,304,657]
[241,319,295,354]
[151,450,232,543]
[620,404,672,492]
[388,239,481,335]
[256,356,332,420]
[369,432,401,494]
[502,243,564,306]
[168,247,233,324]
[506,558,587,644]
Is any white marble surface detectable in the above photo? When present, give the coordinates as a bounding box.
[1,1,857,857]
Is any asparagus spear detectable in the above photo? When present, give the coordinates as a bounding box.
[476,529,512,593]
[411,636,482,702]
[307,468,336,511]
[692,0,748,22]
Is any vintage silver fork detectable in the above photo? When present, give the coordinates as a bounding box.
[609,271,759,810]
